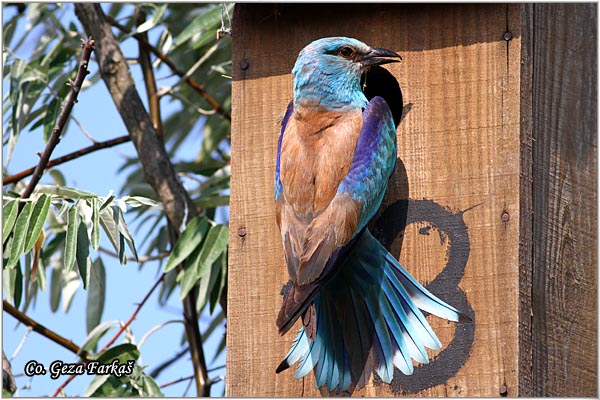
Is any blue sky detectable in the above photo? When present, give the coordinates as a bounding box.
[2,4,227,396]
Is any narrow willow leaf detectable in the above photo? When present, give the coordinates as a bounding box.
[6,201,34,269]
[24,194,51,253]
[36,185,98,200]
[140,374,163,397]
[196,224,228,278]
[76,221,91,289]
[49,169,66,186]
[113,205,138,261]
[43,98,61,142]
[81,320,117,354]
[49,267,62,312]
[84,374,110,397]
[197,254,222,312]
[178,248,201,300]
[14,262,23,309]
[37,247,46,292]
[2,267,16,305]
[209,248,227,315]
[86,258,106,335]
[91,198,100,250]
[62,270,80,313]
[98,206,122,259]
[41,231,65,267]
[121,196,160,208]
[99,194,115,211]
[164,216,209,273]
[2,200,18,243]
[96,343,140,364]
[64,203,79,273]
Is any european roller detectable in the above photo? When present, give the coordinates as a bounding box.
[274,37,468,392]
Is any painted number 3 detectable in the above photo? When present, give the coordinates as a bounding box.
[372,198,475,394]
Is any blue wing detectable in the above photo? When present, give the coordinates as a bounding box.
[338,95,398,233]
[274,101,294,201]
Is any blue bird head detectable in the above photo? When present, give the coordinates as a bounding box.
[292,37,401,110]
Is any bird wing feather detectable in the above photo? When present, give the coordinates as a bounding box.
[275,97,397,334]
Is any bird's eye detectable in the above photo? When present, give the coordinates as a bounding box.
[338,46,355,58]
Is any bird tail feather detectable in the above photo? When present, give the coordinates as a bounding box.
[276,229,467,391]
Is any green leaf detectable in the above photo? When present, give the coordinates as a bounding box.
[196,255,219,312]
[14,263,23,309]
[36,185,98,200]
[164,216,209,273]
[120,196,160,208]
[62,270,80,313]
[81,320,117,354]
[174,5,221,49]
[209,247,227,314]
[6,201,34,269]
[113,205,138,261]
[76,220,91,289]
[49,267,62,312]
[43,98,61,143]
[3,262,23,307]
[196,224,228,278]
[139,373,163,397]
[49,169,66,186]
[64,203,79,273]
[86,258,106,335]
[2,200,19,243]
[24,194,51,253]
[84,374,111,397]
[96,343,140,364]
[91,198,100,250]
[177,248,200,300]
[41,231,65,267]
[99,206,125,264]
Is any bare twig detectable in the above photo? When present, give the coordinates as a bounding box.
[104,13,231,121]
[2,301,88,359]
[99,275,165,352]
[98,246,169,263]
[18,38,95,208]
[135,7,163,134]
[10,326,32,360]
[138,319,184,349]
[51,274,165,397]
[159,374,194,389]
[3,135,130,186]
[149,346,190,378]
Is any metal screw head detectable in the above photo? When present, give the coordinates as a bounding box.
[238,227,247,237]
[501,212,510,222]
[499,384,508,397]
[503,31,513,41]
[240,60,249,70]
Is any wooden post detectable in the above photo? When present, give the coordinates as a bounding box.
[227,3,597,397]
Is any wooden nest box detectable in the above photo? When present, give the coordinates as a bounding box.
[227,3,597,397]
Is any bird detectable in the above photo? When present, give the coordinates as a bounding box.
[273,36,469,392]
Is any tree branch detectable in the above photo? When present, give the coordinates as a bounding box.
[104,13,231,121]
[3,135,130,186]
[18,38,95,208]
[2,300,88,359]
[51,274,165,397]
[74,4,210,396]
[135,7,163,134]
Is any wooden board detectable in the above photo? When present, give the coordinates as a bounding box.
[519,4,598,396]
[228,3,522,397]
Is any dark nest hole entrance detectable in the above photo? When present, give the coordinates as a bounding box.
[361,65,403,126]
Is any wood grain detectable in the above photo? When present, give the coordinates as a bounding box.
[525,3,597,396]
[227,3,596,397]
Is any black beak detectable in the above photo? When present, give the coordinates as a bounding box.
[362,46,402,67]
